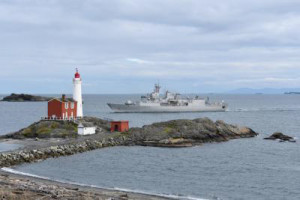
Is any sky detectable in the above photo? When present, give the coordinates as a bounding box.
[1,0,300,94]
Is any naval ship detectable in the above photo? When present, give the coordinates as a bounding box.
[107,84,227,113]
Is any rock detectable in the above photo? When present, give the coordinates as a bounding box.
[119,194,129,200]
[128,118,258,146]
[79,116,111,132]
[1,93,53,102]
[264,132,296,142]
[1,116,110,139]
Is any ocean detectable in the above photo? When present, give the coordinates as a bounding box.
[0,94,299,200]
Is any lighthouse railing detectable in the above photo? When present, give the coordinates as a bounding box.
[41,117,77,122]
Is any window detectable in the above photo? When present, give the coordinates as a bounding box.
[65,102,68,109]
[71,102,74,109]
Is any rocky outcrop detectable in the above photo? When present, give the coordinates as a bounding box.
[264,132,296,142]
[80,116,111,132]
[1,93,53,102]
[128,118,258,147]
[2,117,110,139]
[3,121,78,139]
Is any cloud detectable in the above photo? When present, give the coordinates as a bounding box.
[0,0,300,93]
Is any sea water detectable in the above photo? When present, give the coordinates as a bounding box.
[0,94,300,199]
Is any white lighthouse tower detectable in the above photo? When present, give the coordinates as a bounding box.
[73,68,83,118]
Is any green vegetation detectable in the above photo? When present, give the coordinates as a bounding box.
[50,122,59,129]
[63,123,77,131]
[12,121,78,139]
[36,127,52,135]
[121,131,130,135]
[3,116,111,139]
[163,127,173,134]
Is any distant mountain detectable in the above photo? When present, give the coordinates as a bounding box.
[227,88,300,94]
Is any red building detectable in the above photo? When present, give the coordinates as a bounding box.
[110,121,129,132]
[48,95,77,120]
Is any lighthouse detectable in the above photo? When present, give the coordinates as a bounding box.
[73,68,83,118]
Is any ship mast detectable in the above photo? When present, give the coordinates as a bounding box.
[154,83,160,93]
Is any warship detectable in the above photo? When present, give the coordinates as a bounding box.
[107,84,227,113]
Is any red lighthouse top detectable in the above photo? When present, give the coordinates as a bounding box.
[75,68,80,78]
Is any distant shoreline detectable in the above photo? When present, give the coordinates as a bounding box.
[1,93,53,102]
[284,92,300,95]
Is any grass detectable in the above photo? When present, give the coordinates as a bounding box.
[36,127,52,135]
[23,127,32,136]
[50,122,59,129]
[121,131,130,135]
[163,127,174,134]
[63,123,77,131]
[19,121,78,138]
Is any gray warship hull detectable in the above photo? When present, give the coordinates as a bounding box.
[107,103,226,113]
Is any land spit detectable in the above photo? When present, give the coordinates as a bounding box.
[0,117,258,199]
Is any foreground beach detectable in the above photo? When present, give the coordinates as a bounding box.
[0,170,170,200]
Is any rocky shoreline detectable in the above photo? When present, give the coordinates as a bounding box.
[0,117,258,199]
[0,170,169,200]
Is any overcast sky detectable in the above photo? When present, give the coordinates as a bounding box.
[1,0,300,94]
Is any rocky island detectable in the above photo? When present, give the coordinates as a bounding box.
[128,118,257,147]
[1,93,53,102]
[264,132,296,142]
[0,117,258,199]
[0,117,258,167]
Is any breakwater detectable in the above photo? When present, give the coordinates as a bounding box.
[0,136,127,167]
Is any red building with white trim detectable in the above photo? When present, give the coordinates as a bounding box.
[48,94,77,120]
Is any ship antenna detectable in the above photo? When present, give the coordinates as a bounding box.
[155,82,160,93]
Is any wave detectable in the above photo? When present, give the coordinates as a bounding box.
[1,167,208,200]
[1,167,49,179]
